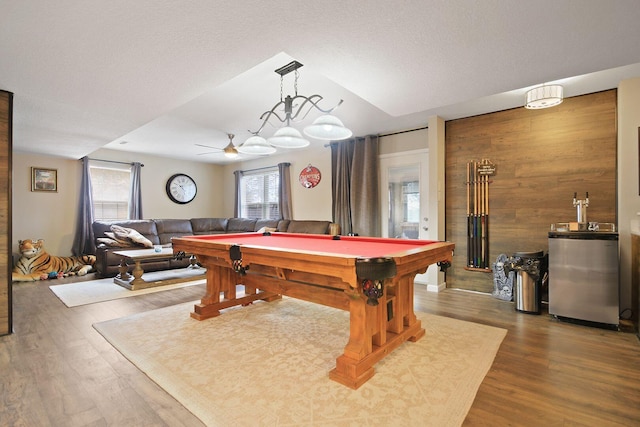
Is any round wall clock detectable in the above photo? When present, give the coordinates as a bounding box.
[299,164,321,188]
[166,173,197,204]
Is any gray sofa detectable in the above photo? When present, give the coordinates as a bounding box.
[93,218,337,278]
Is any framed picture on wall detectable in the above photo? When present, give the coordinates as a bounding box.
[31,167,57,192]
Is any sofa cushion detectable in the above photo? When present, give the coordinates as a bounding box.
[191,218,228,235]
[154,219,194,245]
[227,218,257,233]
[286,220,331,234]
[276,220,290,232]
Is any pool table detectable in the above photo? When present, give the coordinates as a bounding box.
[172,232,454,389]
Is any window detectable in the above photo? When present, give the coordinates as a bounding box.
[90,164,131,221]
[239,168,280,219]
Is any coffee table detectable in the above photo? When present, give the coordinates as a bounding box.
[113,247,203,290]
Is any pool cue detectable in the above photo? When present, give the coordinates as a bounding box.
[482,171,488,268]
[470,161,475,267]
[466,162,472,267]
[473,161,479,267]
[484,172,490,269]
[479,169,484,268]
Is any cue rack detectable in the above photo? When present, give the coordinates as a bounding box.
[466,159,495,271]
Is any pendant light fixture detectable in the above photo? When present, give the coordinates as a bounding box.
[237,134,277,155]
[246,60,352,152]
[304,114,352,140]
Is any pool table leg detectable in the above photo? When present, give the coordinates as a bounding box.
[191,264,281,320]
[329,278,425,389]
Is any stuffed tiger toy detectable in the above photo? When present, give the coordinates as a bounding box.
[12,239,96,282]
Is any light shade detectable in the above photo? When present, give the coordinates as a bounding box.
[303,114,353,140]
[524,85,563,109]
[267,126,310,148]
[237,135,277,155]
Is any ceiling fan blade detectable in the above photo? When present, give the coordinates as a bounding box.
[197,151,222,155]
[195,143,222,150]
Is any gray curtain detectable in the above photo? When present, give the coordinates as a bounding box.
[331,135,380,236]
[331,141,353,234]
[278,162,292,220]
[71,157,96,255]
[233,170,243,217]
[128,162,143,219]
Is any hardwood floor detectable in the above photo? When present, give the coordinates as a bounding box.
[414,290,640,427]
[1,280,639,426]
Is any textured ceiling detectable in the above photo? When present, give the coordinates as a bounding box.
[2,1,640,164]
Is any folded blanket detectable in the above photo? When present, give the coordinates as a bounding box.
[97,225,153,248]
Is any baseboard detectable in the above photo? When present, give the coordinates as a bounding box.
[415,280,447,293]
[427,281,447,293]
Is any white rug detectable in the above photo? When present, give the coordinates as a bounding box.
[50,269,205,307]
[94,298,507,427]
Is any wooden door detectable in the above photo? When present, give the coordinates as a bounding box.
[0,90,13,335]
[380,149,430,284]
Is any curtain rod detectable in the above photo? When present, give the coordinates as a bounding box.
[324,126,429,147]
[378,125,428,138]
[236,162,290,174]
[87,158,144,167]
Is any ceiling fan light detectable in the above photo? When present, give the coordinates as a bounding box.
[524,85,563,109]
[268,126,310,148]
[303,114,353,140]
[223,142,238,158]
[237,135,277,155]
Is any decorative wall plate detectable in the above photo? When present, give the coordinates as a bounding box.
[299,164,321,188]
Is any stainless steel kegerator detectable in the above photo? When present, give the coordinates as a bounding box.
[548,231,619,327]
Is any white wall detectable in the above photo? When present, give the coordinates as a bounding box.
[618,77,640,314]
[379,128,427,154]
[12,154,81,257]
[12,148,224,256]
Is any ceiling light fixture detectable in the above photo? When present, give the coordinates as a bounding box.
[195,133,239,158]
[237,134,277,155]
[241,60,352,153]
[223,134,239,158]
[524,84,564,109]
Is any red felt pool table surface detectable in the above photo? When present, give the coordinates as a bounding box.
[180,232,440,258]
[171,232,455,389]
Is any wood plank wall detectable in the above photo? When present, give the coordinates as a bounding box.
[0,90,12,335]
[445,90,617,292]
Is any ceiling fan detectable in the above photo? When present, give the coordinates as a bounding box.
[196,133,239,159]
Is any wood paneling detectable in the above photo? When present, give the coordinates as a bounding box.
[0,90,12,335]
[632,234,639,330]
[445,90,617,292]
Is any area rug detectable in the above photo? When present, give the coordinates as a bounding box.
[49,268,205,307]
[94,297,506,427]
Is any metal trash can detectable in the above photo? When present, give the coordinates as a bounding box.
[507,251,547,314]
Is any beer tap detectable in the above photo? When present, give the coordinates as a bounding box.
[573,192,589,223]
